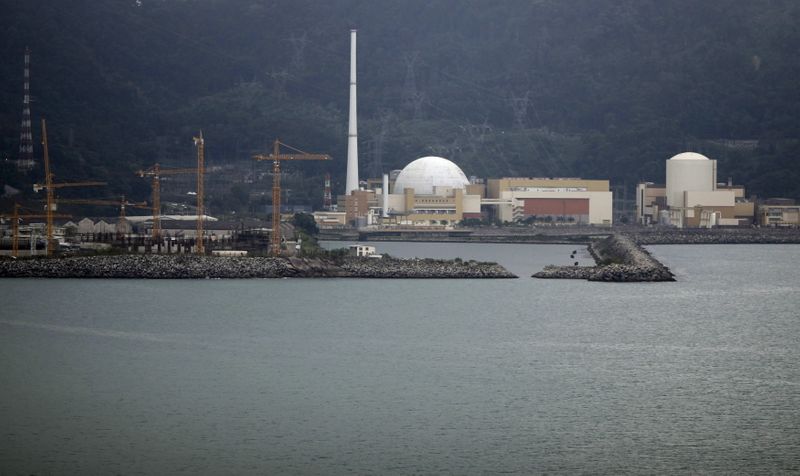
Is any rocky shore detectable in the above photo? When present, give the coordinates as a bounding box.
[339,257,516,278]
[0,255,516,279]
[628,228,800,245]
[533,234,675,282]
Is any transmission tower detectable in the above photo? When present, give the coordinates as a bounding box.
[288,32,308,73]
[18,47,34,171]
[460,120,494,177]
[509,91,530,130]
[369,110,393,177]
[402,52,424,120]
[267,69,290,98]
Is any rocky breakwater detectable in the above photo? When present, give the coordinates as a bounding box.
[0,255,348,279]
[629,228,800,245]
[0,254,516,279]
[338,256,517,278]
[533,234,675,282]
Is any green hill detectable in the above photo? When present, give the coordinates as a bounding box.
[2,0,799,212]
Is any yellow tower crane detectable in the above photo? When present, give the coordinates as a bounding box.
[33,119,106,256]
[136,132,206,253]
[135,164,197,243]
[253,139,330,256]
[193,131,206,254]
[1,204,70,258]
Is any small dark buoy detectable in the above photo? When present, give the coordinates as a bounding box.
[574,261,579,266]
[573,250,577,254]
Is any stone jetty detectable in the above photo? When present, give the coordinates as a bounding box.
[339,257,515,278]
[533,234,675,282]
[0,254,516,279]
[628,228,800,245]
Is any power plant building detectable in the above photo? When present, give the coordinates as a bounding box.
[379,156,482,226]
[486,177,613,225]
[637,152,754,227]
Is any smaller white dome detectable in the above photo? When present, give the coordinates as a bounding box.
[393,156,470,195]
[669,152,710,161]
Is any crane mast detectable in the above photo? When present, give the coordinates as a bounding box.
[193,131,205,254]
[34,119,105,255]
[43,120,54,254]
[136,163,198,246]
[253,139,330,255]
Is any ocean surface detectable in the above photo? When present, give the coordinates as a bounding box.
[1,243,799,474]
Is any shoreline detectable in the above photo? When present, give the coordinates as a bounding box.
[320,227,800,245]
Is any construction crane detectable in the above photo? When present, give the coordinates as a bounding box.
[1,203,69,258]
[55,196,149,237]
[33,119,106,255]
[193,131,205,254]
[136,164,197,243]
[136,132,206,252]
[253,139,330,255]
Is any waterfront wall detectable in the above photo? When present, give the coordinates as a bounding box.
[321,226,800,245]
[0,255,516,279]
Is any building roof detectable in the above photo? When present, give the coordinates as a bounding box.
[393,156,469,195]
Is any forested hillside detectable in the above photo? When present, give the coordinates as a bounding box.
[2,0,799,210]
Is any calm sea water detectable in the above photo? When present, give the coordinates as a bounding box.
[1,243,799,474]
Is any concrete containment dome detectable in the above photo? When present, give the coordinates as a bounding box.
[393,156,470,195]
[669,152,710,161]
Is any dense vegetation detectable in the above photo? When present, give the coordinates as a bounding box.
[2,0,799,214]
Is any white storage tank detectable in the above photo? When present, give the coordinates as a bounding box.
[665,152,716,208]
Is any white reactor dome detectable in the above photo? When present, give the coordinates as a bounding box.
[669,152,711,161]
[666,151,716,208]
[393,156,470,195]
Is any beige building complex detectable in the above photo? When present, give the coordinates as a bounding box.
[636,152,754,227]
[381,156,482,226]
[757,199,800,227]
[324,156,483,228]
[325,156,615,228]
[486,177,613,225]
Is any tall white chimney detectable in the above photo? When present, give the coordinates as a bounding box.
[382,173,389,218]
[345,29,359,195]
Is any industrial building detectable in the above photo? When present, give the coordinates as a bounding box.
[637,152,754,227]
[486,177,613,225]
[375,156,483,226]
[332,154,616,228]
[757,199,800,227]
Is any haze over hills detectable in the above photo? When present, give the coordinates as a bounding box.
[2,0,799,211]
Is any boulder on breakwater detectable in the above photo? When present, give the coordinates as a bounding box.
[533,234,675,282]
[0,254,516,279]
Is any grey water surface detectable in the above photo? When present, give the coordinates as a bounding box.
[1,244,798,474]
